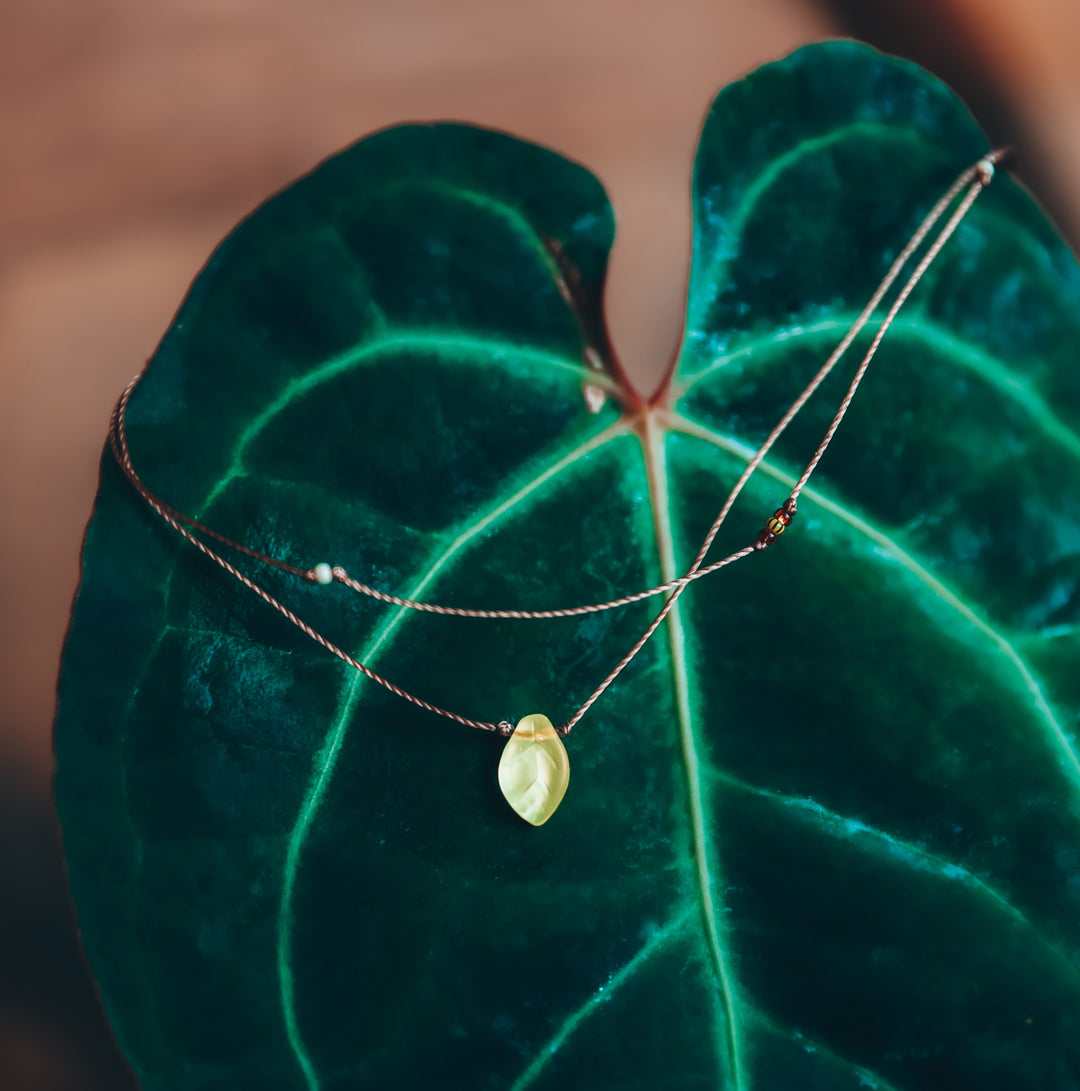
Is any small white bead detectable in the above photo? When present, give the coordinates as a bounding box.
[313,563,334,585]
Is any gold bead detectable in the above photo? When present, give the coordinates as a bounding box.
[498,713,570,826]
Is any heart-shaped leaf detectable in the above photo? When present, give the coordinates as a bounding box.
[56,42,1080,1090]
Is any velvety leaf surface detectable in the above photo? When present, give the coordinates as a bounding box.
[56,42,1080,1091]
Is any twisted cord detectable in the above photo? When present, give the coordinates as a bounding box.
[109,151,1003,736]
[109,148,991,621]
[332,554,749,617]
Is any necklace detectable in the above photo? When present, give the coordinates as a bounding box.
[107,151,1001,826]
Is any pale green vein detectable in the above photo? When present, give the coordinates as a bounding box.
[372,178,613,385]
[197,331,612,518]
[508,906,694,1091]
[712,769,1080,977]
[677,317,850,388]
[275,420,628,1090]
[747,1008,907,1091]
[640,414,746,1089]
[965,198,1074,276]
[676,313,1080,463]
[893,315,1080,461]
[408,179,578,302]
[664,410,1080,791]
[686,121,920,336]
[1021,622,1080,645]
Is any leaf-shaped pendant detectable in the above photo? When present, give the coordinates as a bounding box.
[498,714,570,826]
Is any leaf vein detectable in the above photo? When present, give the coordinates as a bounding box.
[508,907,694,1091]
[686,121,923,336]
[640,414,746,1089]
[677,314,1080,462]
[274,420,629,1089]
[748,1007,909,1091]
[712,768,1080,981]
[196,332,609,518]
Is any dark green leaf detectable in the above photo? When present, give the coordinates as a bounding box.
[56,42,1080,1091]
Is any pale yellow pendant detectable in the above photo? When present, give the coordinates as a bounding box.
[498,713,570,826]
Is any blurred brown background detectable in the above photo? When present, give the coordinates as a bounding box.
[2,1,1078,1086]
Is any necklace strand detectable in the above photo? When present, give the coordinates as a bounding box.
[109,151,1002,737]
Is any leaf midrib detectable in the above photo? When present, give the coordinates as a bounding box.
[638,412,744,1089]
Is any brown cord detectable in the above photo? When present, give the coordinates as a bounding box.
[109,152,1003,737]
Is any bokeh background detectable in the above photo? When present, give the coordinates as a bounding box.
[2,1,1078,1086]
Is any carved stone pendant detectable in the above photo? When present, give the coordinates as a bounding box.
[498,713,570,826]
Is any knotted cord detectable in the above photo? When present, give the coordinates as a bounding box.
[109,151,1004,736]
